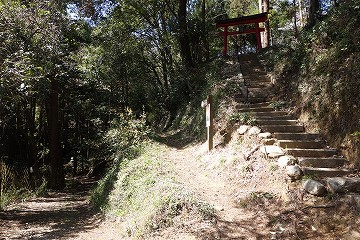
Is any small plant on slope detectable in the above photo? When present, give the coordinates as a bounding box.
[230,112,256,125]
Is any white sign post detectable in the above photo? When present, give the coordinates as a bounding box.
[201,95,214,151]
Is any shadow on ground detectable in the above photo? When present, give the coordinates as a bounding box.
[0,177,103,240]
[153,129,202,149]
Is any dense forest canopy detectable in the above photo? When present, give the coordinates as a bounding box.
[0,0,349,195]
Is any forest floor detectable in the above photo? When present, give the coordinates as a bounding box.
[1,136,359,239]
[0,177,107,240]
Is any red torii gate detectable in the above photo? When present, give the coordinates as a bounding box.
[215,12,269,56]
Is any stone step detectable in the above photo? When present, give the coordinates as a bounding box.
[243,77,269,81]
[274,133,321,140]
[245,82,273,88]
[247,89,272,97]
[286,148,338,157]
[237,107,274,112]
[261,125,304,133]
[234,97,268,103]
[237,102,271,109]
[298,157,349,168]
[256,119,299,125]
[251,111,289,117]
[302,167,352,177]
[279,140,324,149]
[248,86,272,91]
[246,82,270,87]
[248,92,270,98]
[255,115,295,120]
[243,74,268,78]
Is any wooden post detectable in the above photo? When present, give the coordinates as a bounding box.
[255,23,262,51]
[223,26,228,56]
[201,95,214,151]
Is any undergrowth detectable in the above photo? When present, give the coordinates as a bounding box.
[90,109,150,209]
[101,142,214,238]
[0,162,32,210]
[167,58,241,143]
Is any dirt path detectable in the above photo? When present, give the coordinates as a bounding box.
[0,144,275,240]
[0,178,106,240]
[167,142,360,240]
[1,143,359,239]
[165,144,273,239]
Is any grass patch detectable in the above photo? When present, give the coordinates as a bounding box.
[229,112,256,125]
[268,100,288,111]
[103,142,214,238]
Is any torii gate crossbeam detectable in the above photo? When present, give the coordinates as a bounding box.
[215,12,269,56]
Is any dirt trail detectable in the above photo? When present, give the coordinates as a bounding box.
[165,144,272,239]
[0,144,274,240]
[1,143,359,239]
[0,178,106,240]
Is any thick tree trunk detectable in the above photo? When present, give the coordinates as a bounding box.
[178,0,193,69]
[46,79,64,190]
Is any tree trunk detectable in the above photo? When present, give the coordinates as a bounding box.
[259,0,270,48]
[308,0,320,27]
[293,0,298,38]
[25,97,39,187]
[178,0,193,69]
[263,0,270,47]
[259,0,263,12]
[46,79,64,190]
[298,0,304,27]
[202,0,209,61]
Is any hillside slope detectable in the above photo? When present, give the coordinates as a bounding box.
[260,1,360,167]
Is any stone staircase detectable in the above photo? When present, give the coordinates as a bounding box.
[234,54,274,104]
[235,54,360,205]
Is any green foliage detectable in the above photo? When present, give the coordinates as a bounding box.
[350,131,360,137]
[268,101,288,111]
[269,0,298,45]
[0,0,91,188]
[90,109,151,209]
[230,112,256,125]
[103,108,151,156]
[90,161,121,210]
[93,143,214,237]
[238,191,275,209]
[0,161,32,210]
[34,178,48,197]
[225,0,259,18]
[250,191,274,200]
